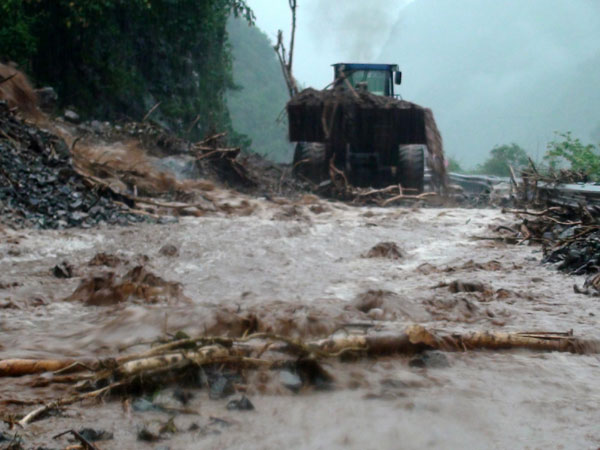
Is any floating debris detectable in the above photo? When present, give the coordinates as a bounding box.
[363,242,404,259]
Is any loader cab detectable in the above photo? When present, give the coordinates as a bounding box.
[333,63,401,98]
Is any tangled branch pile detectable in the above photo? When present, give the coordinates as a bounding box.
[500,168,600,295]
[2,324,597,429]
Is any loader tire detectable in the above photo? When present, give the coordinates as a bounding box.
[292,142,328,183]
[398,145,425,194]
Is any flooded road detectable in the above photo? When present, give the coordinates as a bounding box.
[1,199,599,449]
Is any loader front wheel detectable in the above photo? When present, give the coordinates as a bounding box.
[397,145,425,194]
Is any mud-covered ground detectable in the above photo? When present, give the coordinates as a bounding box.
[1,198,599,449]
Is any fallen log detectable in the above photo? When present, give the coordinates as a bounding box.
[6,326,597,381]
[312,326,598,356]
[11,324,600,428]
[116,345,233,377]
[0,359,77,377]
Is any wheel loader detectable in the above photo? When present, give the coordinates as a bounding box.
[288,63,445,193]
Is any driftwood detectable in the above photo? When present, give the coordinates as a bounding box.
[73,166,217,215]
[194,147,240,161]
[8,324,597,427]
[379,192,437,206]
[53,430,100,450]
[0,359,76,377]
[5,326,596,380]
[142,101,161,122]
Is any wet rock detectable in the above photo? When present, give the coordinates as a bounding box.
[52,261,74,278]
[132,397,165,413]
[380,378,408,389]
[90,120,106,134]
[363,242,403,259]
[159,244,179,257]
[65,265,187,306]
[36,86,58,111]
[172,388,193,405]
[209,374,235,400]
[156,155,200,180]
[409,351,450,369]
[63,109,80,123]
[208,417,233,428]
[559,227,577,240]
[0,433,24,450]
[226,395,255,411]
[279,370,302,393]
[137,427,160,442]
[448,280,490,294]
[88,252,122,268]
[77,428,114,441]
[296,359,334,391]
[0,105,142,229]
[368,307,385,320]
[353,289,387,313]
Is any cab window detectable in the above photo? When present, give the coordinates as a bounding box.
[347,70,389,96]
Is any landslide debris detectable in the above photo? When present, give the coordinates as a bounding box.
[65,265,188,306]
[496,167,600,293]
[0,101,142,229]
[363,242,404,259]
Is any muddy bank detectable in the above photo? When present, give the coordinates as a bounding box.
[1,203,599,449]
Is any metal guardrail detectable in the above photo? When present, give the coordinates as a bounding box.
[447,172,600,206]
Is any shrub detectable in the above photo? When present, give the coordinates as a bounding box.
[544,132,600,181]
[476,143,529,177]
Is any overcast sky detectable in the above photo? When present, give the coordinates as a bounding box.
[246,0,413,88]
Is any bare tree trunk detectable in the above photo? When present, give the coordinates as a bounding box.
[274,0,299,98]
[287,0,297,76]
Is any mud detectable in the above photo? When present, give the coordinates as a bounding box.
[1,202,599,449]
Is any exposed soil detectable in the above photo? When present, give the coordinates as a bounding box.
[1,201,599,449]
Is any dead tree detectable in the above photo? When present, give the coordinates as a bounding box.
[274,0,299,98]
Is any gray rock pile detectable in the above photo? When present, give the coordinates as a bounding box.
[0,101,142,229]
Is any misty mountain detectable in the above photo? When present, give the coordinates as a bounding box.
[227,18,293,163]
[379,0,600,167]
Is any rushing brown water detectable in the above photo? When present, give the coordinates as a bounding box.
[1,199,599,449]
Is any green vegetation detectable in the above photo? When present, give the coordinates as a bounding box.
[544,132,600,181]
[476,143,529,177]
[446,156,464,173]
[227,18,293,163]
[0,0,253,140]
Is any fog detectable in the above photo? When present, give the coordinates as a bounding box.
[246,0,411,89]
[378,0,600,166]
[247,0,600,167]
[306,0,413,61]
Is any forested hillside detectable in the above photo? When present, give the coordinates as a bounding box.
[0,0,253,140]
[227,18,293,163]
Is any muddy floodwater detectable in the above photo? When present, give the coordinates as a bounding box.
[1,200,599,449]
